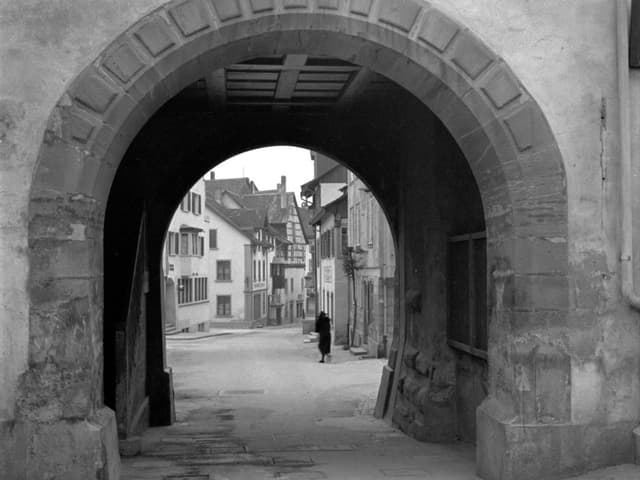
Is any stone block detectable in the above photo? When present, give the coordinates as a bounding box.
[31,240,92,281]
[481,65,522,109]
[284,0,308,9]
[478,401,636,480]
[102,42,146,84]
[24,409,120,480]
[418,8,459,52]
[65,111,96,144]
[72,72,119,114]
[378,0,422,33]
[403,375,422,402]
[250,0,274,12]
[512,236,568,275]
[119,436,142,457]
[513,274,568,311]
[210,0,243,22]
[169,0,212,36]
[414,352,430,376]
[317,0,339,10]
[534,344,570,423]
[134,17,176,57]
[33,140,86,195]
[410,401,456,442]
[451,32,494,79]
[0,420,27,479]
[349,0,373,17]
[512,310,567,333]
[504,103,535,151]
[403,345,418,369]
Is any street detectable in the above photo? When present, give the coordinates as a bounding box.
[122,327,639,480]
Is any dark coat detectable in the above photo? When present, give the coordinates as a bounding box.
[315,313,331,355]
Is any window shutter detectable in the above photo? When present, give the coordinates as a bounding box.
[199,237,204,256]
[209,229,217,249]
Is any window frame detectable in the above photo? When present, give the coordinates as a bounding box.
[216,295,232,316]
[216,260,232,281]
[447,231,488,360]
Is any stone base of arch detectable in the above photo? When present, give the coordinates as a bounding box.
[0,408,120,480]
[477,400,637,480]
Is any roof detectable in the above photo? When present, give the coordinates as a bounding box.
[205,198,266,246]
[223,208,264,229]
[242,192,297,225]
[309,193,347,225]
[205,177,256,196]
[300,164,348,197]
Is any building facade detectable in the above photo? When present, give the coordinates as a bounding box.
[206,174,308,326]
[163,179,209,333]
[346,172,396,357]
[312,193,350,345]
[204,201,272,327]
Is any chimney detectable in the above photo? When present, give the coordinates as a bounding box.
[280,175,287,209]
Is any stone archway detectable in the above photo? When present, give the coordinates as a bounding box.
[25,2,568,479]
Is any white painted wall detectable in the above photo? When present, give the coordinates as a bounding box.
[205,205,249,324]
[164,179,209,332]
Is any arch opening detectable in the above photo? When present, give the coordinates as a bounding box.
[26,5,567,480]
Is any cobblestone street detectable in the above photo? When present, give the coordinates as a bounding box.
[121,327,640,480]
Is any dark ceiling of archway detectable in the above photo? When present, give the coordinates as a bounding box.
[160,55,406,114]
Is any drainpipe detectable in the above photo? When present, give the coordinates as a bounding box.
[618,0,640,310]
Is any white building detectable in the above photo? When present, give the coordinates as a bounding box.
[208,203,274,327]
[347,171,396,357]
[163,179,210,333]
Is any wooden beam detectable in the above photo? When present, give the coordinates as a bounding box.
[205,69,226,109]
[275,54,308,100]
[338,67,374,110]
[631,0,640,67]
[227,64,358,72]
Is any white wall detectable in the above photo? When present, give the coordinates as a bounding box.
[164,179,209,332]
[205,206,249,323]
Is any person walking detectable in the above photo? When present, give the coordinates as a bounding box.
[315,311,331,363]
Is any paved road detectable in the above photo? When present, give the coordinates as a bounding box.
[122,326,640,480]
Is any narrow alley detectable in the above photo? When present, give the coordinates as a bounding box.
[121,328,639,480]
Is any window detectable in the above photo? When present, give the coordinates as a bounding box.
[180,194,191,212]
[191,193,201,215]
[290,277,294,293]
[217,260,231,281]
[217,295,231,316]
[447,232,487,357]
[167,232,179,255]
[177,276,208,304]
[180,233,189,255]
[209,229,217,249]
[191,233,199,256]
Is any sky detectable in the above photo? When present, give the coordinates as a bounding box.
[210,146,314,202]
